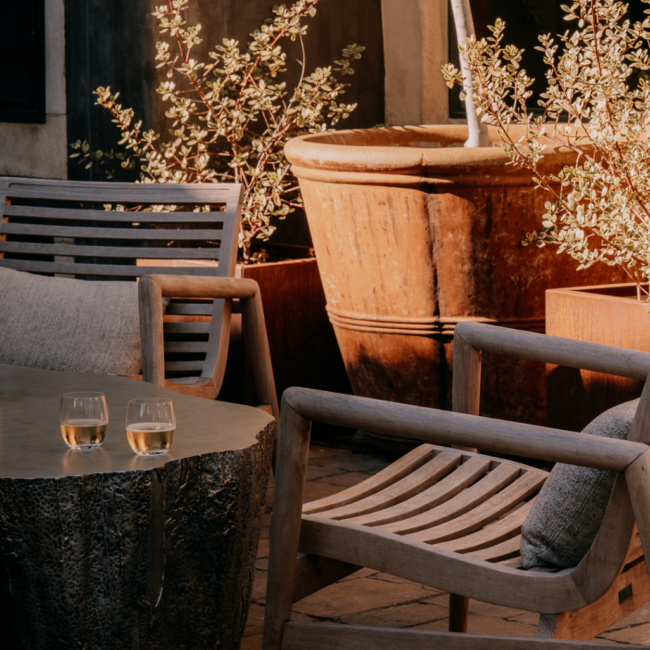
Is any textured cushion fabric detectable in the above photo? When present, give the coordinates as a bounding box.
[521,398,638,569]
[0,266,142,375]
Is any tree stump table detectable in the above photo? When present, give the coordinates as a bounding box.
[0,364,274,650]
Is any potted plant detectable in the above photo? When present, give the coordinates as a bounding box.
[71,0,361,401]
[442,0,650,429]
[283,2,627,433]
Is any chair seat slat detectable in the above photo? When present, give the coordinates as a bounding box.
[437,501,533,554]
[324,452,462,522]
[467,534,523,563]
[379,463,521,535]
[0,241,220,260]
[298,515,587,612]
[302,445,436,515]
[3,204,229,223]
[349,456,492,528]
[407,472,545,545]
[0,222,224,240]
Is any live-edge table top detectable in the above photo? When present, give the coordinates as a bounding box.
[0,364,274,479]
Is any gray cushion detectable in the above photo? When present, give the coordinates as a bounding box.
[520,398,638,569]
[0,266,142,375]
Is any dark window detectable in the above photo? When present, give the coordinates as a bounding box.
[0,0,46,123]
[448,0,647,118]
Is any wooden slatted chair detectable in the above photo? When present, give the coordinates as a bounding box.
[0,176,243,399]
[263,322,650,650]
[138,274,279,424]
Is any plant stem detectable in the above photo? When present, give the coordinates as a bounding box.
[450,0,490,147]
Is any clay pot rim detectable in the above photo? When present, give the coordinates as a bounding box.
[285,124,578,176]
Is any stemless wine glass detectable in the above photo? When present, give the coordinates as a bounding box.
[126,398,176,456]
[60,392,109,450]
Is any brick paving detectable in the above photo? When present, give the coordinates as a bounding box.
[242,441,650,648]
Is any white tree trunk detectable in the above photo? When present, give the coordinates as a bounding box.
[450,0,490,148]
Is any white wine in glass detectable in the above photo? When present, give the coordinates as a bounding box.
[60,392,109,450]
[126,398,176,456]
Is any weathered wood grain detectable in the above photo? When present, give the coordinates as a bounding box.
[381,463,520,535]
[456,321,650,381]
[282,388,647,471]
[0,221,224,240]
[139,276,166,386]
[280,621,649,650]
[263,400,312,650]
[0,259,228,277]
[0,177,243,281]
[4,204,227,222]
[298,516,587,612]
[0,241,222,259]
[0,177,241,202]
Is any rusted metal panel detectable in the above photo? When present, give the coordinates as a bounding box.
[241,256,351,403]
[547,284,650,431]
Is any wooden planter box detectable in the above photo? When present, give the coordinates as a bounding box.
[546,283,650,431]
[237,250,351,405]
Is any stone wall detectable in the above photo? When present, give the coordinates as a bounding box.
[0,0,67,179]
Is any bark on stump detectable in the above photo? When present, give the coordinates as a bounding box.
[0,365,274,650]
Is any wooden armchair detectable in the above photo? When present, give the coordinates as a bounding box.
[263,322,650,649]
[138,274,279,424]
[0,177,244,396]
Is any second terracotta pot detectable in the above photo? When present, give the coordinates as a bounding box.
[285,125,627,425]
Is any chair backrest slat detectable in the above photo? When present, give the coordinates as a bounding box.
[0,222,226,241]
[163,322,212,334]
[164,342,209,353]
[2,178,241,203]
[0,242,221,261]
[0,259,231,277]
[165,360,205,372]
[4,204,226,223]
[165,303,214,315]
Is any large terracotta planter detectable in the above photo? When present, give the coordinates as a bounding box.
[547,283,650,432]
[285,125,627,425]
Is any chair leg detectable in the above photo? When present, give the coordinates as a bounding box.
[262,403,312,650]
[449,593,469,632]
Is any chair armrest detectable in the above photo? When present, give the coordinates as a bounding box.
[452,321,650,422]
[455,321,650,380]
[143,274,259,300]
[282,387,648,472]
[138,274,279,427]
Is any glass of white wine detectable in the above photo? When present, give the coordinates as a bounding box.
[60,392,109,450]
[126,398,176,456]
